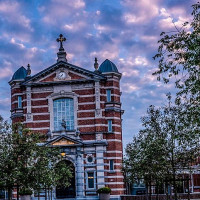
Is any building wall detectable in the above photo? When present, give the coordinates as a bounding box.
[10,66,125,198]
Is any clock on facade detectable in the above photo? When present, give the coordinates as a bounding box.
[58,71,66,80]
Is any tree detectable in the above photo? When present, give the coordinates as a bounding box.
[124,105,168,200]
[0,121,72,200]
[153,2,200,100]
[124,96,199,200]
[153,3,200,137]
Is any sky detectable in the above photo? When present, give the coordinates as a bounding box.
[0,0,197,147]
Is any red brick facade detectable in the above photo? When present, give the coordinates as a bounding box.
[10,51,125,199]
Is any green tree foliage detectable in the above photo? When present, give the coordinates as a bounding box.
[0,120,72,200]
[153,2,200,100]
[124,96,199,200]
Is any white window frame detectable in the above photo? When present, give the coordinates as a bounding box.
[86,170,96,190]
[53,98,74,131]
[48,92,78,133]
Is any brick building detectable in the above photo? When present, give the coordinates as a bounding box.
[9,34,125,200]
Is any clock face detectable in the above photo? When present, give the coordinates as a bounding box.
[58,71,66,79]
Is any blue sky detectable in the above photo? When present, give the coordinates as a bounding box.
[0,0,196,146]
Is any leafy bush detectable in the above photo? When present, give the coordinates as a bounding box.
[97,187,111,194]
[19,188,33,195]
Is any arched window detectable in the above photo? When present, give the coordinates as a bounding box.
[53,98,74,131]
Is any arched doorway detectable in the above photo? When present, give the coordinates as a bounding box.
[56,160,76,198]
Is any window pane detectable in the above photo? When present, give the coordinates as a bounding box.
[53,98,74,131]
[106,89,111,102]
[110,160,114,171]
[108,120,112,132]
[18,96,22,108]
[88,172,94,189]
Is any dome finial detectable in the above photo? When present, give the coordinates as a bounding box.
[94,57,99,71]
[27,64,31,76]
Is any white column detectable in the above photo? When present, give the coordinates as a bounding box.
[76,147,84,199]
[96,146,105,189]
[26,86,32,122]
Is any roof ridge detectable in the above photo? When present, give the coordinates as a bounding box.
[22,60,106,84]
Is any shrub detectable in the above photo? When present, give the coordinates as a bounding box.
[97,187,111,194]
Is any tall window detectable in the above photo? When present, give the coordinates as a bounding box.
[108,119,112,132]
[53,98,74,131]
[109,160,114,171]
[18,96,22,108]
[87,172,94,189]
[106,89,111,102]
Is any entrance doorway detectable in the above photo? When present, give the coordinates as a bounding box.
[56,160,76,198]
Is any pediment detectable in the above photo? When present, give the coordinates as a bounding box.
[46,135,83,147]
[22,61,105,86]
[52,138,76,146]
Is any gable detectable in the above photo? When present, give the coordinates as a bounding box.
[45,135,83,147]
[22,61,106,85]
[40,70,87,83]
[51,138,76,146]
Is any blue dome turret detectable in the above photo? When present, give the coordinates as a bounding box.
[99,59,119,73]
[12,66,27,81]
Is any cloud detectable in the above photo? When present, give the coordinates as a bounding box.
[0,61,13,79]
[0,0,196,146]
[0,1,33,32]
[122,0,160,24]
[40,0,86,26]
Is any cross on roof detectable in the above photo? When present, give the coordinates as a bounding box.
[56,34,66,50]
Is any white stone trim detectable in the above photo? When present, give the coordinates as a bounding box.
[31,113,50,116]
[29,127,49,130]
[94,81,102,118]
[95,156,122,160]
[105,117,121,120]
[110,188,126,191]
[11,93,24,97]
[24,120,50,123]
[106,78,119,81]
[105,175,124,178]
[24,105,48,108]
[78,102,95,105]
[101,94,121,97]
[26,86,33,122]
[102,86,120,90]
[31,98,48,101]
[104,163,122,166]
[106,150,122,153]
[47,91,78,132]
[105,182,124,185]
[106,139,123,142]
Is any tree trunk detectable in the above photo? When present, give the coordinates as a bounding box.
[149,180,152,200]
[165,182,169,200]
[17,184,19,200]
[188,178,190,200]
[156,181,158,200]
[173,175,177,200]
[146,183,149,200]
[7,187,12,200]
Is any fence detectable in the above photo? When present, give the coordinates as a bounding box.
[121,193,200,200]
